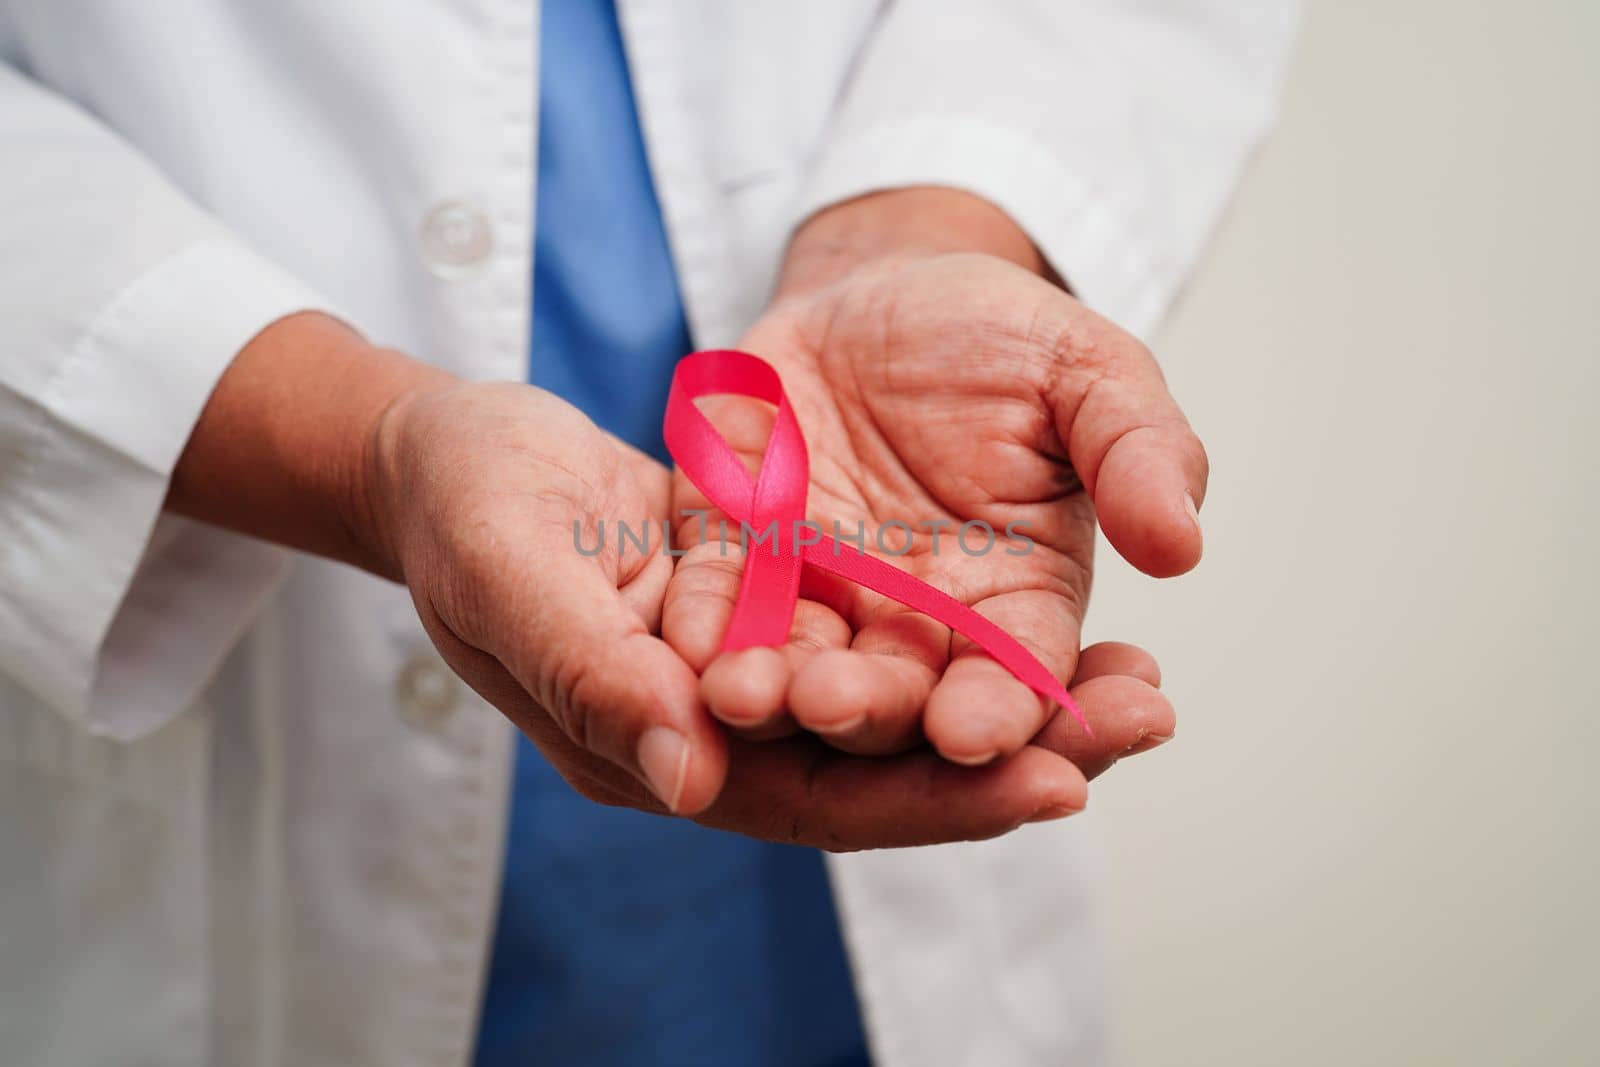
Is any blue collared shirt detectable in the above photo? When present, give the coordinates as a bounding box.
[472,4,871,1065]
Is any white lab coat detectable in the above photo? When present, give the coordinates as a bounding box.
[0,3,1298,1064]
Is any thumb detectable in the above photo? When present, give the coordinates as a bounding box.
[486,550,730,815]
[1052,329,1209,578]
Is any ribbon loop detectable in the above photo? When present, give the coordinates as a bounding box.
[664,349,1088,734]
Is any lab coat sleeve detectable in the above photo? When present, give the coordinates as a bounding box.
[792,0,1303,337]
[0,62,332,741]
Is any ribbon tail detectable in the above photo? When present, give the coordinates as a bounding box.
[802,538,1092,737]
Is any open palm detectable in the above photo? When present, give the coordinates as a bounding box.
[664,253,1207,774]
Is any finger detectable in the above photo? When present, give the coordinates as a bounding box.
[660,542,749,672]
[472,545,731,816]
[614,527,675,634]
[1049,326,1208,578]
[923,587,1083,766]
[700,739,1089,851]
[708,604,851,736]
[665,536,852,736]
[787,610,946,754]
[701,647,806,739]
[1032,673,1175,781]
[787,649,935,754]
[1072,640,1161,688]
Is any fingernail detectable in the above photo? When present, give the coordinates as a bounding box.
[814,712,866,737]
[1026,802,1084,823]
[946,747,999,767]
[1123,731,1173,757]
[637,727,690,813]
[1183,491,1202,533]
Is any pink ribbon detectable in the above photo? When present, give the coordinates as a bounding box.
[663,349,1088,735]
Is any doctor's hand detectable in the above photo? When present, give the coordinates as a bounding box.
[170,311,1092,849]
[664,189,1201,776]
[369,378,1099,844]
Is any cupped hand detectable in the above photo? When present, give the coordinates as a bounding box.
[664,249,1202,771]
[368,379,729,813]
[364,376,1100,848]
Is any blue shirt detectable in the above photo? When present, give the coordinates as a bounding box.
[472,4,871,1065]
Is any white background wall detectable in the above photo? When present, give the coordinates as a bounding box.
[1088,1,1598,1063]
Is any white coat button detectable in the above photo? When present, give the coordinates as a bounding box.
[420,200,494,278]
[396,653,460,730]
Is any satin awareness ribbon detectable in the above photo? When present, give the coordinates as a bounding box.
[663,349,1088,735]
